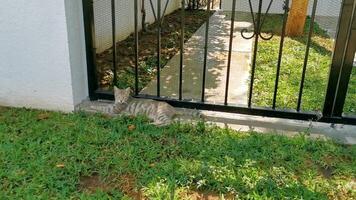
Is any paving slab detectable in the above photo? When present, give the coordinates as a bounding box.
[141,11,253,105]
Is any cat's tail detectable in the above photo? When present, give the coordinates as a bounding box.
[77,101,116,115]
[174,108,203,120]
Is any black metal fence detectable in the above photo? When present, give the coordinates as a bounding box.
[82,0,356,125]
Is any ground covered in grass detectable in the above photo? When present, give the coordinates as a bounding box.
[253,15,356,114]
[0,107,355,199]
[345,67,356,114]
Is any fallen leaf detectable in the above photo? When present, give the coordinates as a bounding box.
[56,164,65,168]
[37,113,50,121]
[128,125,136,131]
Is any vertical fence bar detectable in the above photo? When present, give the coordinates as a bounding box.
[220,0,222,10]
[323,0,355,117]
[82,0,99,99]
[149,0,157,21]
[201,0,211,102]
[296,0,318,112]
[179,0,185,100]
[111,0,118,86]
[157,0,161,97]
[162,0,169,19]
[134,0,139,96]
[248,0,263,108]
[332,2,356,116]
[224,0,237,105]
[272,0,289,109]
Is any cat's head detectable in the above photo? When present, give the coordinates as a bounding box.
[114,87,131,104]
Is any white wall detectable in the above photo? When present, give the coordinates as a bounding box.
[222,0,342,17]
[64,0,89,106]
[0,0,88,112]
[94,0,181,53]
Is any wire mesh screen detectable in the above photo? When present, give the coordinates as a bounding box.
[93,0,180,53]
[313,0,342,38]
[93,0,113,53]
[221,0,342,16]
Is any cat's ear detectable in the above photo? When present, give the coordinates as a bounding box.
[125,87,132,94]
[114,86,123,99]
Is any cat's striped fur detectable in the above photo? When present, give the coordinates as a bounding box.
[114,87,177,125]
[79,100,117,115]
[79,87,201,125]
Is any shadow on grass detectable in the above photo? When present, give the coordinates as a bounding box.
[250,13,342,112]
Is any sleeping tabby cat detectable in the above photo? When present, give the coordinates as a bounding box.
[113,87,177,126]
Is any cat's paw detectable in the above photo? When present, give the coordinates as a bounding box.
[151,121,171,127]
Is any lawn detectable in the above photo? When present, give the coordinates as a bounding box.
[252,15,356,114]
[0,107,355,199]
[345,67,356,114]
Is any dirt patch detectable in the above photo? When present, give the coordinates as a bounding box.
[79,173,144,199]
[79,173,112,193]
[318,166,334,179]
[182,191,235,200]
[317,155,338,179]
[37,113,50,121]
[96,9,214,90]
[0,106,6,112]
[116,173,143,199]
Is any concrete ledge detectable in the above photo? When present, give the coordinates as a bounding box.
[77,100,356,145]
[201,110,356,145]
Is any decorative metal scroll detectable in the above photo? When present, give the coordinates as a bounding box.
[241,0,289,41]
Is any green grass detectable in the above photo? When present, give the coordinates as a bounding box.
[252,15,356,114]
[344,67,356,114]
[0,107,355,199]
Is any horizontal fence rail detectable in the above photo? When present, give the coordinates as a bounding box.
[82,0,356,125]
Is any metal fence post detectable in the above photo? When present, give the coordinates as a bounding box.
[331,1,356,116]
[323,0,355,117]
[82,0,99,100]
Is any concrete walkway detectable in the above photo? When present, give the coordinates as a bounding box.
[141,11,253,105]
